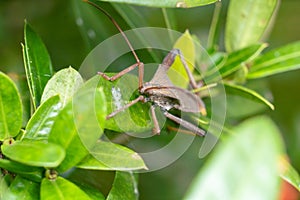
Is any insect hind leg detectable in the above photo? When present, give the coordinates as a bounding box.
[163,111,205,136]
[163,49,199,89]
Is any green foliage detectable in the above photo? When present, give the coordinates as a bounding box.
[2,175,40,200]
[168,30,195,88]
[248,41,300,79]
[40,177,91,200]
[184,116,283,199]
[225,0,278,52]
[0,21,145,199]
[224,83,274,110]
[205,43,268,82]
[25,95,62,140]
[0,159,43,182]
[0,72,22,140]
[41,67,84,106]
[1,140,65,168]
[77,141,147,170]
[279,157,300,192]
[0,0,300,199]
[98,74,152,132]
[48,77,107,172]
[106,171,139,200]
[22,22,53,109]
[97,0,218,8]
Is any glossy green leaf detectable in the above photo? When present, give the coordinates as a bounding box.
[97,0,217,8]
[99,74,152,132]
[0,159,43,182]
[224,83,274,110]
[41,67,83,106]
[49,76,106,172]
[0,72,23,140]
[2,175,40,200]
[107,171,139,200]
[22,22,53,109]
[225,0,278,52]
[73,181,105,200]
[1,140,65,168]
[0,174,12,199]
[25,95,61,140]
[167,30,195,88]
[279,156,300,192]
[9,73,31,127]
[184,116,283,200]
[248,41,300,79]
[41,177,91,200]
[77,141,147,170]
[206,43,267,82]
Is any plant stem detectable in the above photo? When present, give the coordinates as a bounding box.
[207,1,222,51]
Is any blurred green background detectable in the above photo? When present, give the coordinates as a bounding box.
[0,0,299,199]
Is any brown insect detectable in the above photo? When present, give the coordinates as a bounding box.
[84,0,206,136]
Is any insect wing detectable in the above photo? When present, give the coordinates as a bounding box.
[148,64,173,87]
[164,86,203,113]
[145,86,204,113]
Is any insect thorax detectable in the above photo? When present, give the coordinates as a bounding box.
[147,94,180,111]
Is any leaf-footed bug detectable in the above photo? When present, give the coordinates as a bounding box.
[84,0,206,136]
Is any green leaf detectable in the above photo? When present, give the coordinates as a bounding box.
[97,0,217,8]
[25,95,62,140]
[0,72,23,140]
[0,174,12,199]
[184,116,283,200]
[107,171,139,200]
[224,83,274,110]
[41,67,84,106]
[99,74,152,132]
[9,73,31,127]
[41,177,91,200]
[22,22,53,109]
[206,43,267,82]
[248,41,300,79]
[167,30,195,88]
[49,76,106,172]
[72,181,105,200]
[202,52,227,77]
[279,156,300,192]
[77,141,147,170]
[225,0,278,52]
[1,140,65,168]
[0,159,43,182]
[2,175,40,200]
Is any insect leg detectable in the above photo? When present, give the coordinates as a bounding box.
[162,49,199,89]
[98,62,144,87]
[150,105,161,135]
[163,111,205,136]
[166,49,206,114]
[107,95,145,119]
[167,126,198,136]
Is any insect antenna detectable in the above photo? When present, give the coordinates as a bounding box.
[83,0,140,63]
